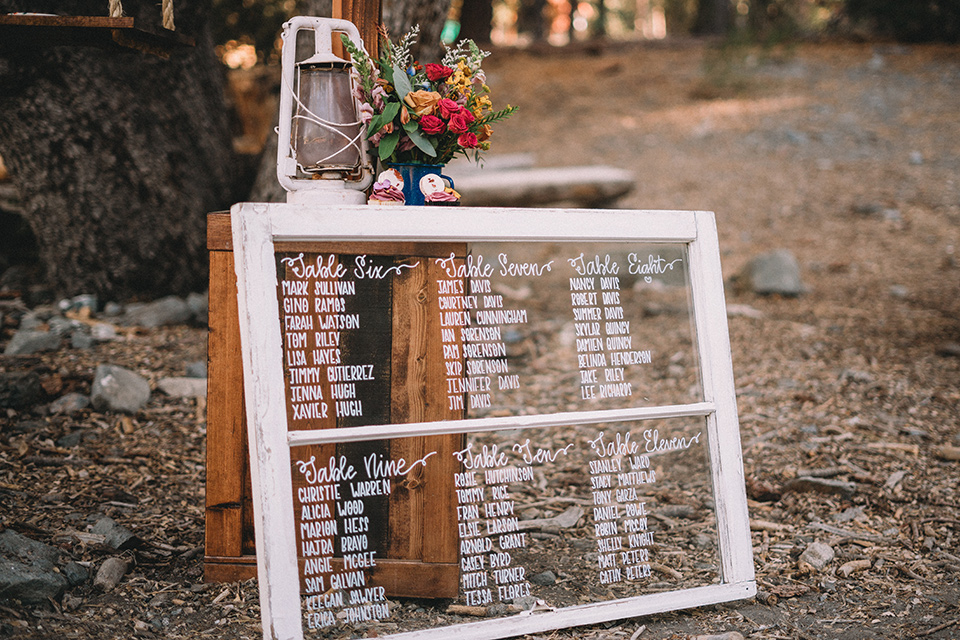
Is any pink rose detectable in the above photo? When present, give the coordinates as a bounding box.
[438,98,461,120]
[425,63,454,82]
[419,114,446,135]
[447,109,475,134]
[458,132,480,148]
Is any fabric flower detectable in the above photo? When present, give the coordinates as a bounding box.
[438,98,461,120]
[458,132,480,148]
[419,114,446,135]
[447,109,475,134]
[425,63,454,82]
[476,124,493,142]
[403,90,441,116]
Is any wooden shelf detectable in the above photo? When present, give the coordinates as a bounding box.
[0,14,194,58]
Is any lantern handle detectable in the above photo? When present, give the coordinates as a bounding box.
[276,17,374,199]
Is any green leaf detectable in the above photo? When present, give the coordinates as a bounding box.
[367,101,401,137]
[392,64,414,101]
[378,130,400,161]
[403,121,437,157]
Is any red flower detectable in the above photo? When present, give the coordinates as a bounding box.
[447,109,476,134]
[458,132,480,148]
[419,114,446,135]
[425,63,454,82]
[438,98,461,120]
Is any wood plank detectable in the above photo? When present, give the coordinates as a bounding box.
[207,555,458,599]
[204,250,249,559]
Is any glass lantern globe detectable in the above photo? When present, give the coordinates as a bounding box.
[292,54,362,173]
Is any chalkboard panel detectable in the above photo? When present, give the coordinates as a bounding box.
[231,205,755,640]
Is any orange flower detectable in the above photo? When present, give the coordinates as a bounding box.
[476,124,493,142]
[403,90,441,116]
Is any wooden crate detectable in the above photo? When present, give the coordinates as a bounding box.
[204,212,462,598]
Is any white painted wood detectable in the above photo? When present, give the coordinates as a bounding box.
[260,204,699,243]
[231,203,755,640]
[688,211,756,587]
[232,203,305,640]
[369,582,756,640]
[287,402,716,447]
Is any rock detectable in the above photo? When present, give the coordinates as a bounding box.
[122,296,193,328]
[889,285,909,299]
[48,316,82,337]
[909,151,924,165]
[782,476,857,498]
[693,633,744,640]
[102,301,124,317]
[0,530,69,604]
[186,291,208,324]
[62,561,89,587]
[91,516,141,550]
[529,570,557,586]
[185,360,207,378]
[91,323,118,342]
[3,329,61,355]
[798,541,835,572]
[740,250,806,296]
[49,392,90,415]
[91,364,151,414]
[0,370,43,409]
[157,377,207,399]
[93,557,128,591]
[71,331,94,350]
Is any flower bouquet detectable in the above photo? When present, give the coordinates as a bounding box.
[341,26,517,165]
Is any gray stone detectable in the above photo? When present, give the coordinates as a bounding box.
[93,557,128,591]
[48,316,82,337]
[102,301,124,317]
[91,516,141,550]
[0,530,69,604]
[185,360,207,379]
[56,430,84,448]
[4,329,61,355]
[798,541,835,571]
[91,364,151,414]
[0,371,43,409]
[741,249,806,296]
[889,285,909,299]
[71,330,94,350]
[62,561,89,587]
[693,633,745,640]
[49,392,90,415]
[18,312,44,331]
[186,291,208,324]
[529,570,557,586]
[157,377,207,399]
[122,296,193,328]
[91,323,118,342]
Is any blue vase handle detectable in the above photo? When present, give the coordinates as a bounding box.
[440,174,455,190]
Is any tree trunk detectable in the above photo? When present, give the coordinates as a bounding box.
[458,0,493,44]
[0,0,238,300]
[693,0,732,35]
[382,0,450,61]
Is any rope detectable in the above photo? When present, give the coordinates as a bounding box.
[108,0,122,18]
[162,0,175,31]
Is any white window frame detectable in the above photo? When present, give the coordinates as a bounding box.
[231,203,755,640]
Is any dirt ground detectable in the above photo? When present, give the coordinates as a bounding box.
[1,40,959,639]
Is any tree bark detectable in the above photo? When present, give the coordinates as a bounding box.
[692,0,732,36]
[458,0,493,44]
[0,0,238,300]
[382,0,450,61]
